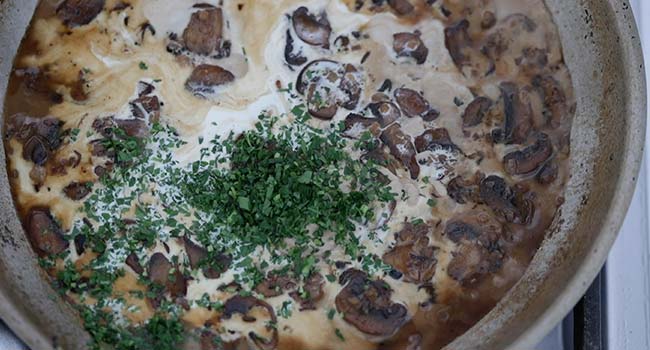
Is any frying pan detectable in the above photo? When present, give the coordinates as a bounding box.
[0,0,645,349]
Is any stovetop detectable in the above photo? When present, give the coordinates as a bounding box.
[1,2,649,350]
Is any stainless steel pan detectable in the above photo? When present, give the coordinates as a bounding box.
[0,0,645,349]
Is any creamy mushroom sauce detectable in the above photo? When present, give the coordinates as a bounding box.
[3,0,575,349]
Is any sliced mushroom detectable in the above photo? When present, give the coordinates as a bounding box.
[532,74,567,128]
[388,0,414,15]
[462,96,492,128]
[183,237,230,279]
[482,14,537,62]
[414,128,461,153]
[394,88,439,121]
[126,252,144,274]
[479,175,534,224]
[222,296,278,350]
[292,7,331,48]
[336,269,409,337]
[380,124,420,179]
[185,64,235,97]
[492,82,533,145]
[446,174,481,204]
[182,8,223,55]
[296,60,363,119]
[255,274,297,298]
[63,182,91,200]
[447,241,503,286]
[369,101,401,127]
[26,208,68,256]
[6,115,63,166]
[444,211,504,286]
[383,223,437,284]
[56,0,105,27]
[362,147,400,175]
[148,253,187,298]
[537,161,559,185]
[503,133,553,175]
[393,32,428,64]
[130,95,161,122]
[343,113,381,139]
[290,273,325,310]
[444,20,493,77]
[114,118,149,139]
[285,30,308,66]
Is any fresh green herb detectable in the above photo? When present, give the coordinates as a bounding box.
[139,61,148,70]
[427,198,437,207]
[278,300,293,318]
[327,308,336,320]
[335,328,345,341]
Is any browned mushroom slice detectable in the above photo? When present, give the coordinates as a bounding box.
[388,0,414,15]
[482,14,537,62]
[130,95,161,122]
[492,82,533,145]
[183,8,223,55]
[444,212,504,286]
[26,208,68,256]
[479,175,534,224]
[56,0,105,28]
[6,115,63,166]
[185,64,235,97]
[285,30,308,66]
[384,242,437,283]
[369,101,401,127]
[447,242,503,286]
[255,274,297,298]
[537,161,559,185]
[114,118,149,139]
[343,113,381,139]
[183,237,230,279]
[148,253,187,298]
[336,269,409,337]
[444,20,493,76]
[296,60,363,119]
[126,252,144,274]
[292,7,331,48]
[446,175,480,204]
[532,74,567,128]
[414,128,460,153]
[394,88,439,121]
[393,32,428,64]
[383,234,437,284]
[504,134,553,175]
[63,182,91,200]
[222,296,278,350]
[362,147,400,175]
[290,273,325,310]
[380,124,420,179]
[462,96,492,128]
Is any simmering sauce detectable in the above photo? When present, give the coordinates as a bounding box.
[3,0,575,349]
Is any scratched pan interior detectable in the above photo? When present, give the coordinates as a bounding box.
[0,0,645,349]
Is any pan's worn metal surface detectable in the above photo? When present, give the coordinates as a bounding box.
[0,0,645,349]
